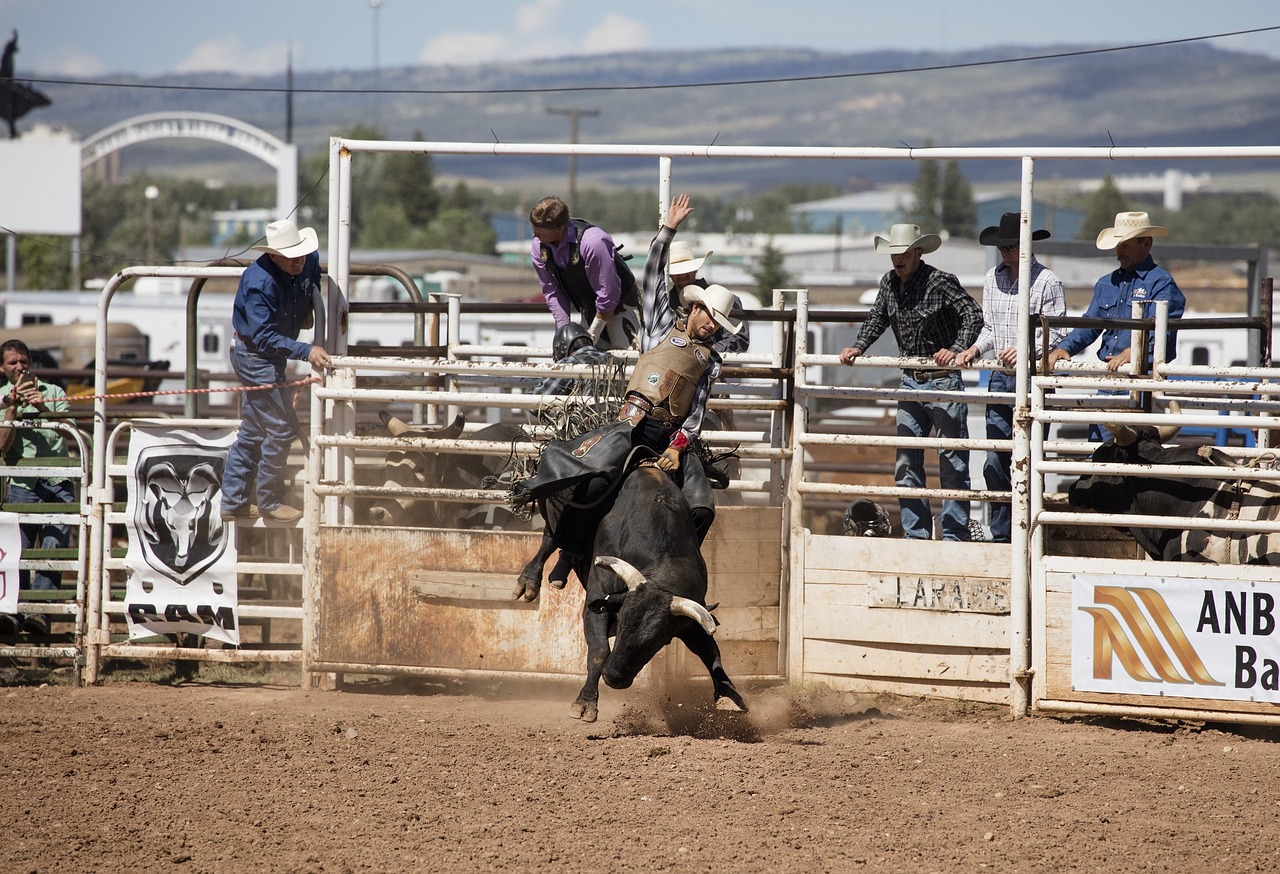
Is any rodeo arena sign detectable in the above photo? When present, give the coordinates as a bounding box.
[4,137,1280,734]
[124,425,239,645]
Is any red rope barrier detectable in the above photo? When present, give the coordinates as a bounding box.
[68,376,323,403]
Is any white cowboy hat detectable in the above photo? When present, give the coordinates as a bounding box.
[684,284,742,335]
[668,239,711,276]
[252,219,319,258]
[873,223,942,255]
[1095,211,1170,249]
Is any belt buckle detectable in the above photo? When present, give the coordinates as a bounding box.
[618,402,646,426]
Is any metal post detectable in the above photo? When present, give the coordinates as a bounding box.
[1009,156,1035,717]
[784,289,811,682]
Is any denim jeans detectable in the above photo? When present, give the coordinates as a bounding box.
[222,344,303,514]
[983,371,1015,543]
[896,373,970,540]
[8,479,75,592]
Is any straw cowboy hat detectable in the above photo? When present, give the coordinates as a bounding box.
[1095,211,1169,250]
[979,212,1051,247]
[873,223,941,255]
[684,284,742,334]
[252,219,319,258]
[668,239,711,276]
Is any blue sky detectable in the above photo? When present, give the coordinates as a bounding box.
[4,0,1279,77]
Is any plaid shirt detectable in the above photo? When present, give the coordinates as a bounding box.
[854,262,982,357]
[641,225,750,355]
[974,257,1068,358]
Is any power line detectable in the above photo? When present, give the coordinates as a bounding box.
[22,26,1280,97]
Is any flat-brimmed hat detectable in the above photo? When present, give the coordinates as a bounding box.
[252,219,319,258]
[873,223,941,255]
[979,212,1051,247]
[684,284,742,335]
[668,240,711,276]
[1095,211,1169,250]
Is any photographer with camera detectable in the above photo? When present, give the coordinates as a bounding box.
[0,339,73,637]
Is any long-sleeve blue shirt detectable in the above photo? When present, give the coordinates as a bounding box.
[232,252,321,360]
[1056,256,1185,361]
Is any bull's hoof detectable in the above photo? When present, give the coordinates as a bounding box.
[715,695,748,713]
[570,700,598,723]
[511,577,540,602]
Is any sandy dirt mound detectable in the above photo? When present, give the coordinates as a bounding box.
[2,672,1277,872]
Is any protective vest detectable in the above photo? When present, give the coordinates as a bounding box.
[623,323,713,421]
[537,218,639,313]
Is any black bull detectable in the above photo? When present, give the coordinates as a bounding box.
[529,465,748,723]
[1067,421,1280,564]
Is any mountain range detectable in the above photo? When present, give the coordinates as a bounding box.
[29,42,1280,194]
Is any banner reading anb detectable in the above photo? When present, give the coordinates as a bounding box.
[125,426,239,645]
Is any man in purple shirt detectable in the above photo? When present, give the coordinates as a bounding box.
[529,195,637,350]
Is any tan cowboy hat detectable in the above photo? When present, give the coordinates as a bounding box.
[684,284,742,335]
[1095,211,1169,249]
[873,223,941,255]
[252,219,319,258]
[668,239,711,276]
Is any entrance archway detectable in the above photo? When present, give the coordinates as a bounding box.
[81,111,298,220]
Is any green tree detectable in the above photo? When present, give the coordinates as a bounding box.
[1079,174,1130,241]
[748,239,795,298]
[16,234,71,290]
[907,142,942,234]
[939,161,976,238]
[421,208,498,255]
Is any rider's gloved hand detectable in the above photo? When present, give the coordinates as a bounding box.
[586,315,608,344]
[656,446,682,473]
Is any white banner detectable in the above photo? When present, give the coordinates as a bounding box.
[1072,574,1280,704]
[0,512,21,616]
[125,426,239,645]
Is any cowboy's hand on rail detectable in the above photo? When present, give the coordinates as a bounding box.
[1105,347,1133,372]
[307,345,331,370]
[656,446,682,473]
[839,346,862,366]
[1045,348,1072,372]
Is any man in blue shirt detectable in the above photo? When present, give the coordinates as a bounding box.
[220,220,331,523]
[1046,211,1185,441]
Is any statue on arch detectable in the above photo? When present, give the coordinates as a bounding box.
[0,30,53,139]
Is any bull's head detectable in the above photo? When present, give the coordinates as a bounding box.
[589,556,716,690]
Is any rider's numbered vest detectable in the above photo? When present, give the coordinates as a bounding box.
[624,324,713,421]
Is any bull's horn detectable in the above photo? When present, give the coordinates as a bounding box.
[669,596,717,635]
[594,556,647,590]
[1157,400,1182,443]
[1107,423,1138,446]
[379,409,465,440]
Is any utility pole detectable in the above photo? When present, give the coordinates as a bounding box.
[546,105,598,213]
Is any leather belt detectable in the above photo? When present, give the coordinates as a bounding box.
[904,368,951,381]
[234,332,259,353]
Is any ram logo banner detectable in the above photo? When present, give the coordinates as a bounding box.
[1072,576,1280,704]
[125,426,239,645]
[0,513,20,616]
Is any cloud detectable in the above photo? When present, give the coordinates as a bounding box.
[420,31,511,66]
[419,4,650,68]
[175,36,291,75]
[34,48,106,77]
[515,0,564,36]
[580,14,651,55]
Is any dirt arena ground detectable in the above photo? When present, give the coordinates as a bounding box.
[3,665,1280,873]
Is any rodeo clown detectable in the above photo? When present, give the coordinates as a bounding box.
[513,278,744,589]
